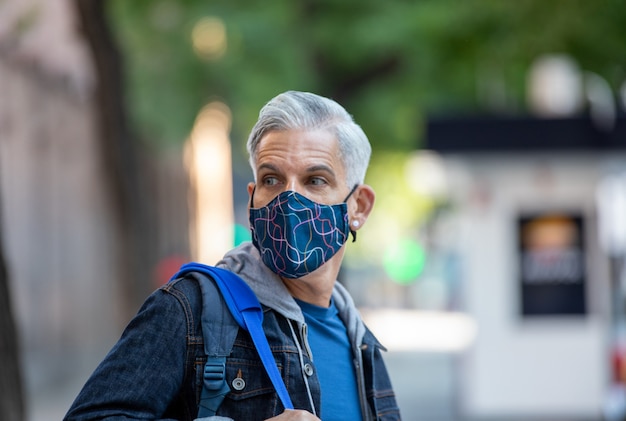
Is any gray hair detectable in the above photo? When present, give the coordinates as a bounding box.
[246,91,372,188]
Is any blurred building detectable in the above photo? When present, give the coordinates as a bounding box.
[0,2,119,420]
[0,1,190,419]
[426,113,626,420]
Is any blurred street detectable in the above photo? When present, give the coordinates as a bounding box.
[387,351,459,421]
[30,350,459,421]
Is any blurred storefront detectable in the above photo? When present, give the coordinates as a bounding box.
[425,113,626,420]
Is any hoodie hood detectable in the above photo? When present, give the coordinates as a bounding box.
[332,281,367,349]
[215,242,366,346]
[215,242,304,324]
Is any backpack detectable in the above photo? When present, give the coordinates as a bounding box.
[170,263,294,418]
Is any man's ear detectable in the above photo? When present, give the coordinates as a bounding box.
[351,184,376,227]
[247,182,256,207]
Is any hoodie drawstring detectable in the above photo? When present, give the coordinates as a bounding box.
[287,318,317,417]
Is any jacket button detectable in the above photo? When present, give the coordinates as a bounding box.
[304,363,314,377]
[232,377,246,391]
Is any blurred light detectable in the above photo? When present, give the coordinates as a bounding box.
[405,150,448,199]
[597,173,626,257]
[383,238,426,285]
[527,54,583,117]
[185,101,233,264]
[361,309,477,352]
[521,215,578,250]
[153,254,187,288]
[191,16,227,60]
[585,71,616,132]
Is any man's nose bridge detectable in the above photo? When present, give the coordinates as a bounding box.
[285,178,300,193]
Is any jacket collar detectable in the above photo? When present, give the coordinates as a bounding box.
[216,242,367,346]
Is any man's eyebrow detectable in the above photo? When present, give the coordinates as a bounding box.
[257,163,280,173]
[307,165,335,177]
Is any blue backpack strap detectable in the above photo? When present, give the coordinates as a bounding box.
[184,271,239,418]
[171,263,294,416]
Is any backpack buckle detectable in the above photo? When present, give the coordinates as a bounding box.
[204,357,226,389]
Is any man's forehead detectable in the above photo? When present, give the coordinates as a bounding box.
[255,129,340,157]
[251,129,351,193]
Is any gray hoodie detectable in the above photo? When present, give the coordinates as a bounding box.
[215,242,372,419]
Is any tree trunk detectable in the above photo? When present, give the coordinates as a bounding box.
[0,204,24,420]
[73,0,157,316]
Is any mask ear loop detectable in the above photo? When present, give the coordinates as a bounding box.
[350,224,358,242]
[344,184,359,243]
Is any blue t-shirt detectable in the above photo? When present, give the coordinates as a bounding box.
[295,298,363,420]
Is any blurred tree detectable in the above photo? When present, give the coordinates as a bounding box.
[107,0,626,157]
[0,212,24,420]
[102,0,626,273]
[74,0,159,313]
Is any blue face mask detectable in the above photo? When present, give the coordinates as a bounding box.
[249,187,357,279]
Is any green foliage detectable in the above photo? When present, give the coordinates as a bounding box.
[106,0,626,280]
[108,0,626,155]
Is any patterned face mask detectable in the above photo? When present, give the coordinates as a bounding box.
[249,187,357,279]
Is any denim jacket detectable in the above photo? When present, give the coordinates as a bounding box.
[64,243,401,421]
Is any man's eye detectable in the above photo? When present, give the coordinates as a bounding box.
[263,177,279,186]
[309,177,326,186]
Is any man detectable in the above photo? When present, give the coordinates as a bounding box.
[64,91,401,420]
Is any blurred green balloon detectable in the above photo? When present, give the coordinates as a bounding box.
[383,238,426,285]
[233,223,251,246]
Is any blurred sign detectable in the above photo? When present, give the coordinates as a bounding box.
[518,213,586,316]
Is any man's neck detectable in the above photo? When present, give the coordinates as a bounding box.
[280,247,345,307]
[281,268,337,307]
